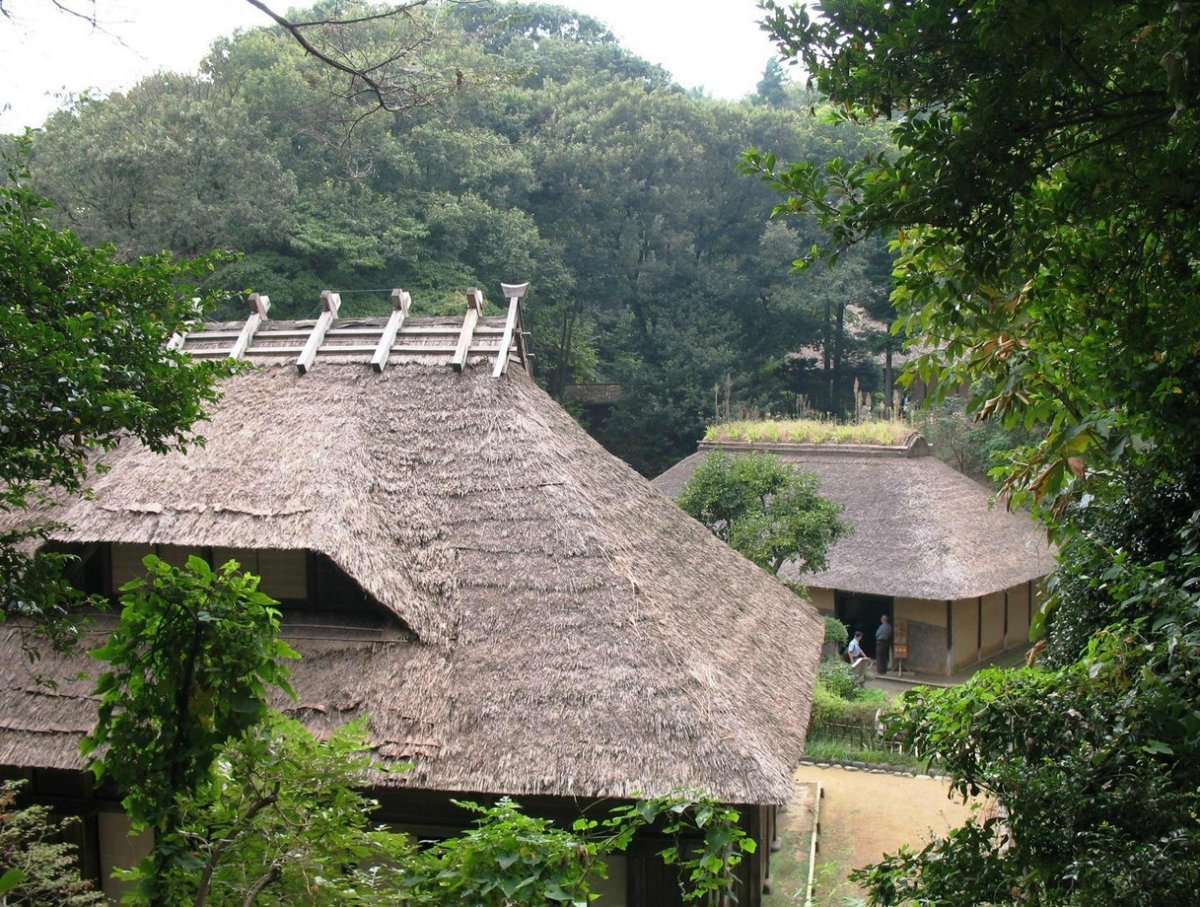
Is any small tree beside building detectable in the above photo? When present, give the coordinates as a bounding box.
[677,451,850,577]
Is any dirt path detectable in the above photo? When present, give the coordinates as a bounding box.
[765,765,977,906]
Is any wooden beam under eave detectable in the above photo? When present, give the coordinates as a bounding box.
[296,291,340,375]
[451,288,485,372]
[230,293,271,360]
[371,289,412,373]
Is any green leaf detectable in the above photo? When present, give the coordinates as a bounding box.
[496,851,520,870]
[0,868,26,893]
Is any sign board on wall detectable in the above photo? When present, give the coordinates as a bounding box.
[892,618,909,674]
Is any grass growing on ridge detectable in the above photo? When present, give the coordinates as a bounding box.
[706,419,912,446]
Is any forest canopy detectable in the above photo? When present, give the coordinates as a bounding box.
[748,0,1200,902]
[13,1,895,476]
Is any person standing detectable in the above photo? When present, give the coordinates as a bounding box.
[875,614,893,675]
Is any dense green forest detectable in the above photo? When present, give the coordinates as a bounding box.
[755,0,1200,901]
[13,1,893,476]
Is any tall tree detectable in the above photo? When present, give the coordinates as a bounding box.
[32,74,298,258]
[82,555,297,907]
[0,150,231,632]
[754,58,788,107]
[21,2,896,474]
[747,0,1200,902]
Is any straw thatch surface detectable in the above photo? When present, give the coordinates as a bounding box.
[1,320,821,806]
[653,440,1055,601]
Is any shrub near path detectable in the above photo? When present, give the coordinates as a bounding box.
[765,766,977,907]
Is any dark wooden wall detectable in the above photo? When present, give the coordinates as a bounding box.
[8,769,776,907]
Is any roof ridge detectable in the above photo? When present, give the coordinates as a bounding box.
[699,433,932,458]
[173,284,533,377]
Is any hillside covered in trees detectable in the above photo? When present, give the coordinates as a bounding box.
[14,1,893,476]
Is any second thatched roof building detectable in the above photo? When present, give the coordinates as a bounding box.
[654,433,1055,676]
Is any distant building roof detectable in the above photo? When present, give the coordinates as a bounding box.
[654,436,1055,601]
[562,383,623,405]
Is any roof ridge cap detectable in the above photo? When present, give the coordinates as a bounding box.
[698,436,931,458]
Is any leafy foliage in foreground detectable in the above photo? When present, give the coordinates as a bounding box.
[0,781,106,906]
[113,715,757,907]
[0,148,233,637]
[403,794,755,906]
[82,556,297,906]
[861,630,1200,905]
[750,0,1200,902]
[139,716,410,906]
[82,558,755,906]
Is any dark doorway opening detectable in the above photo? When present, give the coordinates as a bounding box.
[835,591,893,658]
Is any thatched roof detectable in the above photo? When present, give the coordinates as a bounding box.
[653,438,1055,601]
[0,301,821,807]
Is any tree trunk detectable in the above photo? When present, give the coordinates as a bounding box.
[832,301,847,417]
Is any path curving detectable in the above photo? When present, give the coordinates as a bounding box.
[767,764,978,906]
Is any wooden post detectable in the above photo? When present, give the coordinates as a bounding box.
[296,291,340,374]
[804,783,824,907]
[492,282,528,377]
[451,288,485,372]
[371,289,412,373]
[230,293,271,360]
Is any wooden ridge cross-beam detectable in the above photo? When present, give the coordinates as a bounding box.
[451,288,485,373]
[371,289,412,373]
[493,282,529,378]
[231,293,271,360]
[296,290,340,374]
[172,283,530,376]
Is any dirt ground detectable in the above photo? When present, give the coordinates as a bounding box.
[764,764,978,906]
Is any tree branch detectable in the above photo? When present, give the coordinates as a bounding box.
[242,0,402,112]
[240,0,485,116]
[241,861,283,907]
[192,786,280,907]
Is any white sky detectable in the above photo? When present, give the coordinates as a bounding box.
[0,0,784,132]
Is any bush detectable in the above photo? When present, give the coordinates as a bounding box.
[0,780,106,906]
[823,615,848,650]
[817,659,859,700]
[808,676,897,754]
[803,739,926,771]
[811,682,890,726]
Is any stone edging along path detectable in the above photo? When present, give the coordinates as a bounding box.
[795,758,950,781]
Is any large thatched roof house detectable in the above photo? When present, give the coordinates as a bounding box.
[0,289,821,906]
[654,435,1055,676]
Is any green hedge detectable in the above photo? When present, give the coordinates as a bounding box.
[810,685,888,727]
[808,678,896,750]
